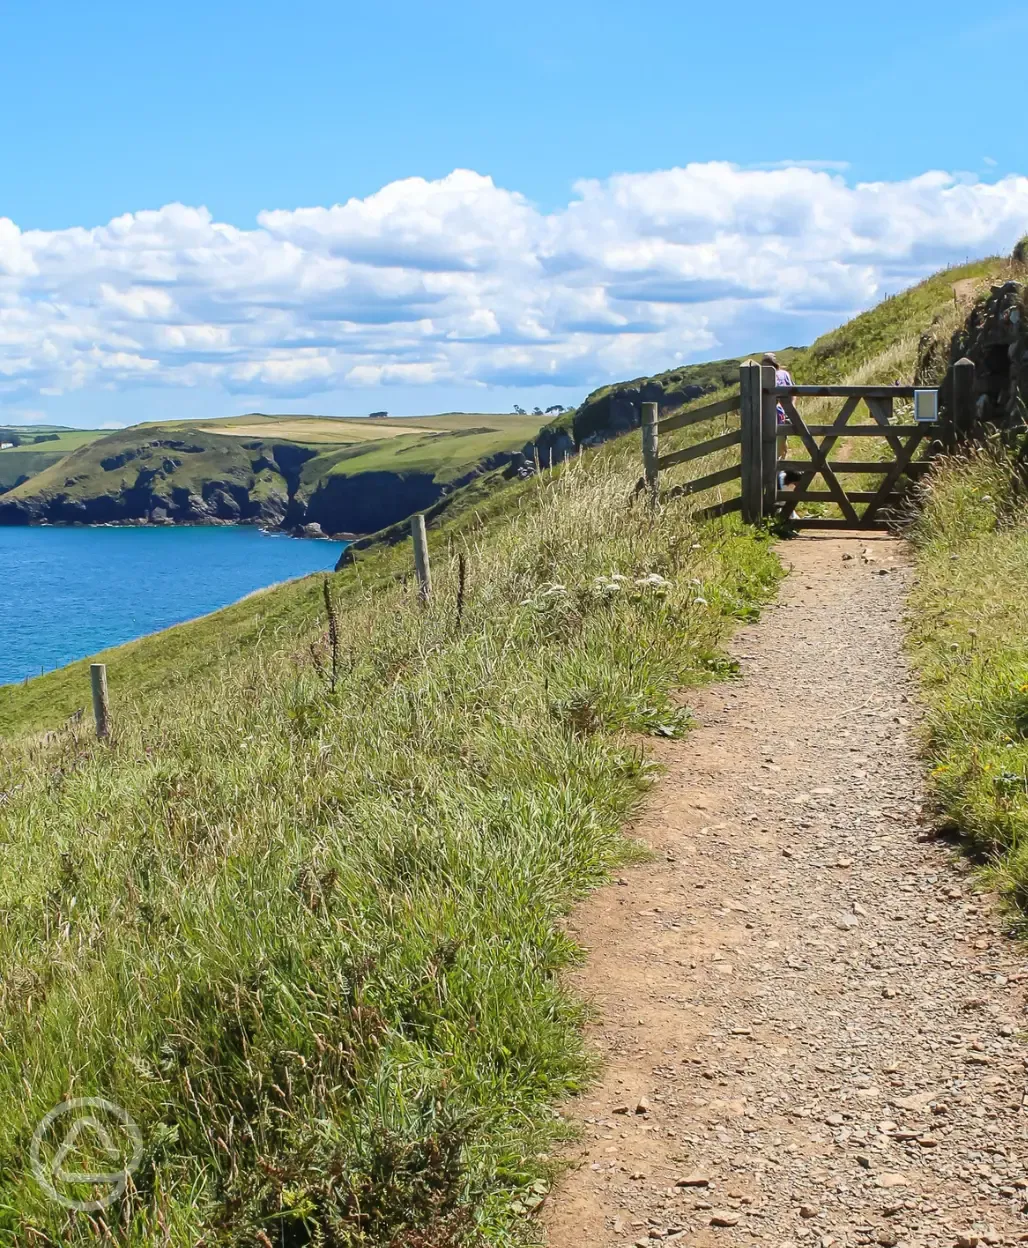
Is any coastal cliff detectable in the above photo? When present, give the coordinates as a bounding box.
[0,413,548,537]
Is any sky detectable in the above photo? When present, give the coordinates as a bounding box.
[2,0,1027,427]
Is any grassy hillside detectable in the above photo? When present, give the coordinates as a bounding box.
[0,425,780,1243]
[907,446,1028,915]
[0,412,545,534]
[0,427,104,493]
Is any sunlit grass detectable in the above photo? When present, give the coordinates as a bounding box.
[907,445,1028,915]
[0,432,781,1244]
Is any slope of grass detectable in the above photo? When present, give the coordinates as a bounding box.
[3,424,259,504]
[791,257,1008,383]
[907,445,1028,914]
[0,430,781,1244]
[0,429,104,493]
[306,423,540,487]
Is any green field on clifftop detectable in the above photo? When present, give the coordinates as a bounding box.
[0,426,104,493]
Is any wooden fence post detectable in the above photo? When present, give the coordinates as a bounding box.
[642,401,659,497]
[90,663,110,740]
[739,362,763,524]
[937,381,956,453]
[952,357,976,444]
[411,513,431,601]
[760,364,779,515]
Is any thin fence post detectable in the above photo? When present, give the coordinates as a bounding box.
[952,357,976,444]
[90,663,110,740]
[642,401,659,498]
[739,362,763,524]
[760,364,779,515]
[411,513,431,601]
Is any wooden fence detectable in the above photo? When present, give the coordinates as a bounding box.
[642,388,746,522]
[639,358,976,529]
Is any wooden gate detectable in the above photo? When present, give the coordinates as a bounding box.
[772,383,936,530]
[640,359,973,530]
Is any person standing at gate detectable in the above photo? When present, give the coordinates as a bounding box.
[763,352,794,491]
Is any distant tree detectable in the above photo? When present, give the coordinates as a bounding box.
[513,405,527,415]
[545,404,566,414]
[532,406,543,416]
[369,410,388,418]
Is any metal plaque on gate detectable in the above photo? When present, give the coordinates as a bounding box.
[914,389,939,423]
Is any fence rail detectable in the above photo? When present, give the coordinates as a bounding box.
[657,393,740,434]
[642,389,745,517]
[665,462,742,499]
[773,385,919,398]
[657,428,741,471]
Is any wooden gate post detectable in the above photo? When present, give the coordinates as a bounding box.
[937,385,956,453]
[952,357,976,444]
[760,364,779,515]
[411,513,431,601]
[641,401,659,497]
[90,663,111,740]
[739,362,763,524]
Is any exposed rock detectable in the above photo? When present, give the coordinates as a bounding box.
[917,262,1027,430]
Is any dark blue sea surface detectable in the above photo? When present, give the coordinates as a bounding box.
[0,526,343,687]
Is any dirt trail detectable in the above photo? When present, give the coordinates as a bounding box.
[544,534,1028,1248]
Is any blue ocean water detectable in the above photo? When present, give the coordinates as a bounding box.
[0,526,344,687]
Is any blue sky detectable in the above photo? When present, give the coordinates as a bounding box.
[2,0,1027,426]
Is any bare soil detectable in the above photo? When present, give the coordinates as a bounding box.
[543,534,1027,1248]
[952,279,979,305]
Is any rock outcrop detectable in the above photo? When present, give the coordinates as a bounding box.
[918,274,1027,429]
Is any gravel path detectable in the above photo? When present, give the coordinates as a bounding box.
[543,534,1027,1248]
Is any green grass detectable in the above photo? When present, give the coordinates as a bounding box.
[0,430,104,493]
[907,444,1028,915]
[0,429,781,1244]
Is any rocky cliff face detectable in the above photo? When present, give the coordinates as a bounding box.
[918,277,1027,428]
[0,438,297,528]
[0,432,526,538]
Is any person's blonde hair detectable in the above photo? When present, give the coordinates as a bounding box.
[761,352,778,366]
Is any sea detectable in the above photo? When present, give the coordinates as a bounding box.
[0,526,345,687]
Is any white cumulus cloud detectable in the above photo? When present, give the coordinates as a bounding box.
[1,164,1026,402]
